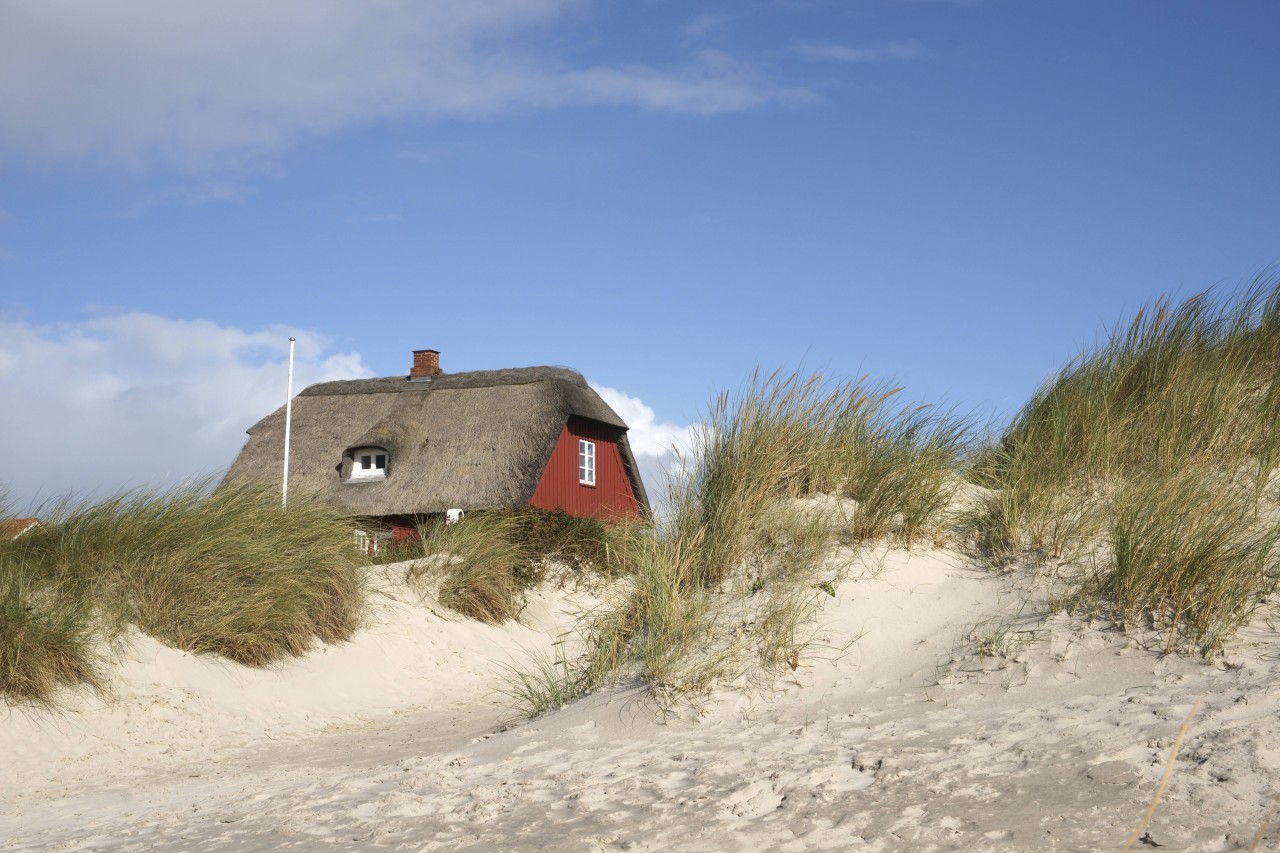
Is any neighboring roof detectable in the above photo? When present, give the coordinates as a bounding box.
[223,366,649,517]
[0,517,40,539]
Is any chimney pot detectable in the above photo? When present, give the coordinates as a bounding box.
[410,349,441,379]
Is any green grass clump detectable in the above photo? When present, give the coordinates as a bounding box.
[412,513,528,623]
[407,508,631,624]
[0,481,367,704]
[838,404,972,545]
[507,369,968,717]
[1095,470,1279,654]
[504,530,725,717]
[508,508,624,576]
[672,370,970,583]
[0,564,101,703]
[973,274,1280,653]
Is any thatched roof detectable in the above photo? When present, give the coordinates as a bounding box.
[224,366,649,517]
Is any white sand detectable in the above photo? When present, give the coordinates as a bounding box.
[3,551,1279,851]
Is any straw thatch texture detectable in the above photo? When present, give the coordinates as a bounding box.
[224,367,648,517]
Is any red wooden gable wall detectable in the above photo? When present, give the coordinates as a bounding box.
[529,416,641,521]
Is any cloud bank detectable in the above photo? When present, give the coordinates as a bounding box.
[0,314,370,507]
[790,40,924,63]
[0,0,807,169]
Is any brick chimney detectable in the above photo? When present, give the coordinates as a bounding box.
[410,349,441,379]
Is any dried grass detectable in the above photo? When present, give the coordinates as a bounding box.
[0,481,367,704]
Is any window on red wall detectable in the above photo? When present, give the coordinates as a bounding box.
[578,439,596,486]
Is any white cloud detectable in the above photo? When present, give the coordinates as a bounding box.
[0,208,12,259]
[683,13,729,38]
[589,383,695,460]
[0,314,371,508]
[0,1,808,170]
[555,50,808,115]
[590,382,698,517]
[791,39,924,63]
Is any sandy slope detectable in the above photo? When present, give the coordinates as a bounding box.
[3,552,1279,852]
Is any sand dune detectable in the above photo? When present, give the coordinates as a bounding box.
[3,551,1278,851]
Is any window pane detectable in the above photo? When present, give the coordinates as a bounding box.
[361,455,371,469]
[375,454,386,469]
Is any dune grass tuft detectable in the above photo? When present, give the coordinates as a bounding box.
[1097,470,1279,654]
[506,369,969,716]
[412,513,528,623]
[839,404,972,545]
[0,565,102,703]
[670,370,970,582]
[406,508,631,624]
[0,481,367,705]
[972,275,1280,653]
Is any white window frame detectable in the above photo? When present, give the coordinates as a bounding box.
[349,447,388,481]
[353,529,393,555]
[578,439,596,486]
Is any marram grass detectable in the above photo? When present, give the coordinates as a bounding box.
[1097,469,1279,654]
[404,508,632,624]
[972,274,1280,654]
[506,369,970,717]
[0,481,367,705]
[410,512,527,624]
[0,564,102,703]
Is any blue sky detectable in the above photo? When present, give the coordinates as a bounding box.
[2,1,1278,507]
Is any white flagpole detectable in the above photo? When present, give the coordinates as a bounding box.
[282,337,296,508]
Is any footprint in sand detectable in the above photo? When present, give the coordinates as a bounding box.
[1084,760,1141,786]
[721,779,785,819]
[806,756,882,799]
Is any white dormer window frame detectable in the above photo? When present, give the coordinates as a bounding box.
[350,447,389,481]
[579,439,596,486]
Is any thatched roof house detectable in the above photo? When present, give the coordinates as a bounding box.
[224,350,649,526]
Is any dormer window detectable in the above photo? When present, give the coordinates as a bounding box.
[349,447,388,481]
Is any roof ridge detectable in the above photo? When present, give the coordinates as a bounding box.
[299,365,587,397]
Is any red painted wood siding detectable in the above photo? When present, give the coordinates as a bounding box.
[529,417,640,520]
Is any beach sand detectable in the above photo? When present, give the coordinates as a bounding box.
[3,550,1278,851]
